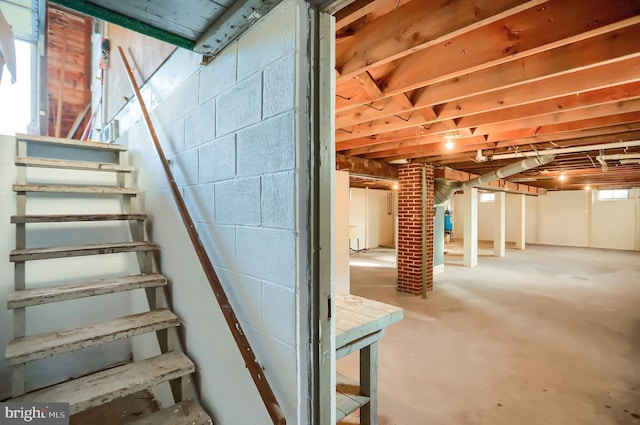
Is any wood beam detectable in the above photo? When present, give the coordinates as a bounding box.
[336,5,640,112]
[335,0,392,30]
[336,56,640,142]
[336,154,398,179]
[346,82,640,155]
[422,130,640,164]
[336,0,547,80]
[376,0,640,97]
[336,22,640,114]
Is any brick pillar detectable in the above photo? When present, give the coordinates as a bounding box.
[397,164,434,294]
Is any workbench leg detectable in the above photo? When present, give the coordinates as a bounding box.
[360,341,378,425]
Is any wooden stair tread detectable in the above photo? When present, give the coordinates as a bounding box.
[7,273,166,308]
[128,399,212,425]
[13,184,139,195]
[11,351,194,415]
[15,157,133,172]
[10,242,157,262]
[16,133,127,151]
[5,309,179,365]
[336,373,370,422]
[11,214,147,224]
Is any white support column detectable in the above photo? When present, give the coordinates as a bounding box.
[335,170,350,294]
[494,191,506,257]
[463,188,478,267]
[515,194,526,250]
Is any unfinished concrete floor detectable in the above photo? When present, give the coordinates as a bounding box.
[338,244,640,425]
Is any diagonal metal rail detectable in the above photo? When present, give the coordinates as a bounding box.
[118,46,286,425]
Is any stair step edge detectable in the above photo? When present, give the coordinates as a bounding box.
[5,309,180,365]
[7,273,166,309]
[11,351,194,415]
[16,133,127,151]
[15,157,133,172]
[10,242,157,262]
[12,184,139,195]
[11,214,147,224]
[127,399,213,425]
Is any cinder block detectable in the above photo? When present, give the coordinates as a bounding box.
[153,74,199,126]
[183,183,215,224]
[216,268,262,330]
[262,283,295,345]
[196,223,236,269]
[216,74,262,137]
[199,43,238,104]
[172,148,199,187]
[237,113,294,177]
[185,98,216,149]
[214,177,261,225]
[263,53,295,118]
[237,0,296,80]
[198,135,236,183]
[236,227,296,288]
[261,171,295,229]
[161,118,185,156]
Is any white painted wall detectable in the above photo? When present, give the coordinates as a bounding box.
[0,135,133,400]
[460,188,639,250]
[349,187,395,249]
[111,2,310,423]
[590,191,637,250]
[538,191,591,247]
[335,171,350,294]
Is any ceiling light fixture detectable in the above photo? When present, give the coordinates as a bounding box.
[559,174,566,181]
[392,183,399,190]
[445,140,454,150]
[584,184,591,191]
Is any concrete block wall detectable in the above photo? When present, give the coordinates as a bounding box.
[397,164,434,294]
[113,1,309,423]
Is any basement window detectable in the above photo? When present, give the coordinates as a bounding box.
[480,192,495,202]
[597,189,629,200]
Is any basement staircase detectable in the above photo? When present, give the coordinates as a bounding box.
[5,133,212,424]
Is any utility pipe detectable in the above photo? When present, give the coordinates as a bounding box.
[434,154,555,205]
[596,153,640,161]
[480,140,640,161]
[461,155,555,189]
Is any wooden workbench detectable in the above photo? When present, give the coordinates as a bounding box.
[335,295,403,424]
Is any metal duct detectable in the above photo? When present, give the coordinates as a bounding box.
[434,154,555,205]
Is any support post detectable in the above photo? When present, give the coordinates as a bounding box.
[360,342,378,425]
[463,188,478,267]
[494,191,506,257]
[515,194,526,250]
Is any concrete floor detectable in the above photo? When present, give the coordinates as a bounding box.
[338,244,640,425]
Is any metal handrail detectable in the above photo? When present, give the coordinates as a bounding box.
[118,46,286,425]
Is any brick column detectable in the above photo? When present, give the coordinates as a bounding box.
[397,164,434,294]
